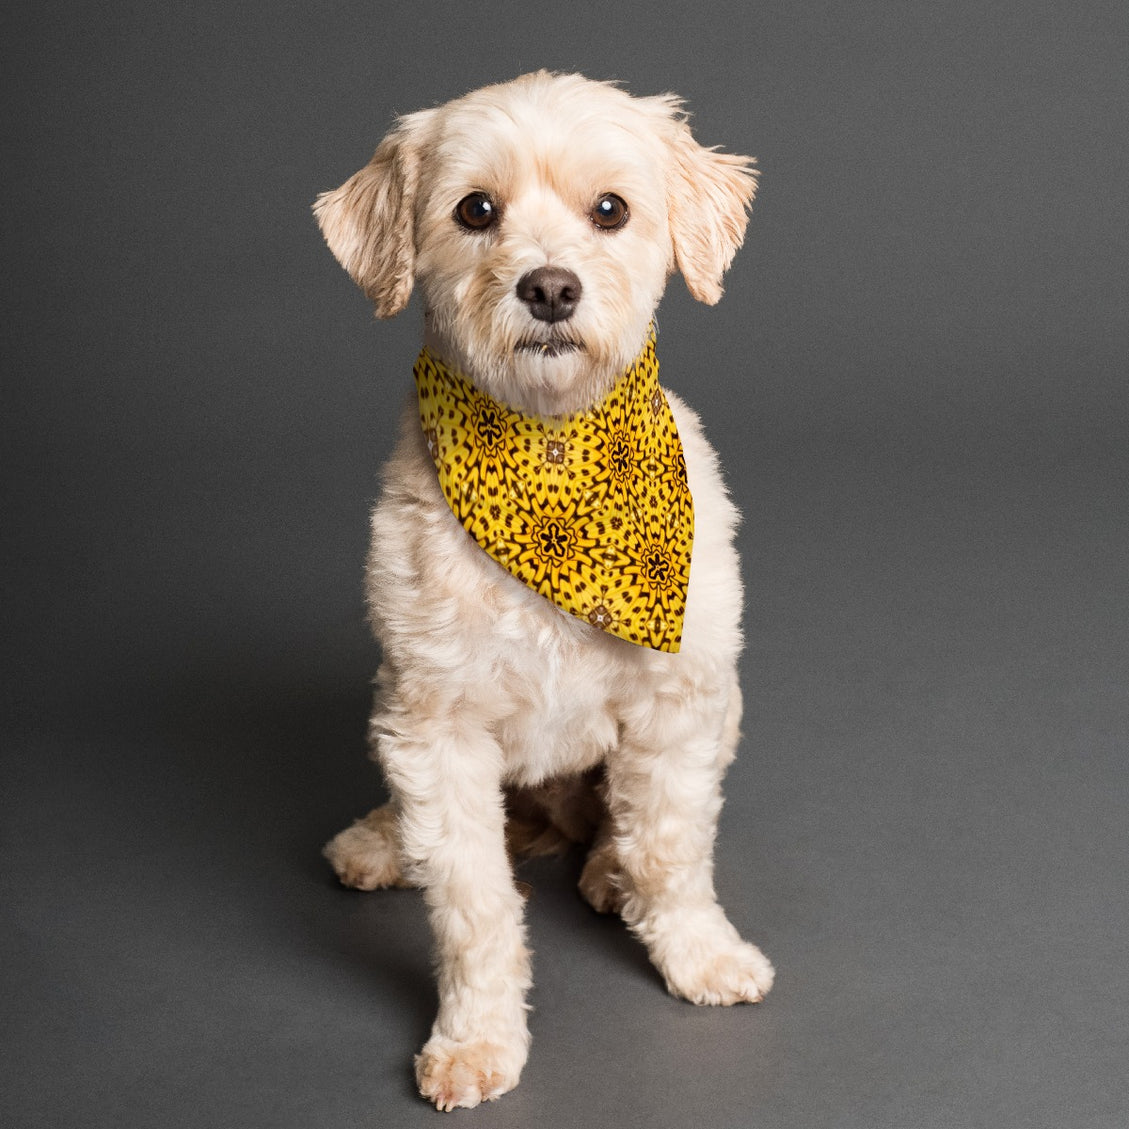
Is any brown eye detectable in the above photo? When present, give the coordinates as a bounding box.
[591,193,628,230]
[455,192,498,231]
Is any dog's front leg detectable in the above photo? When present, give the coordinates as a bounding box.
[380,718,531,1110]
[607,678,775,1006]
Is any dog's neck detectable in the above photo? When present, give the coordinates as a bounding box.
[413,332,694,652]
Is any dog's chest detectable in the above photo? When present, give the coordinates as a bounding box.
[372,422,675,785]
[492,646,623,785]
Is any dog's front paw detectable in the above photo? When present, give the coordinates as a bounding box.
[646,906,775,1005]
[322,804,410,891]
[662,935,775,1006]
[415,1038,524,1111]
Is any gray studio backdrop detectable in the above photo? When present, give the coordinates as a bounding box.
[4,3,1127,1128]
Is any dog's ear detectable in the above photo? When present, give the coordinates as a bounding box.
[666,120,758,305]
[313,111,432,319]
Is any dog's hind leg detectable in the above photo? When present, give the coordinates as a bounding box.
[323,802,412,891]
[578,818,626,915]
[605,675,775,1005]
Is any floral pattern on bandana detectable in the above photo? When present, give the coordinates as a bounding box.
[414,333,693,652]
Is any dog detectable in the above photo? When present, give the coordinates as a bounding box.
[314,71,773,1111]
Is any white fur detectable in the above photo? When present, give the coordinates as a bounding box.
[315,71,772,1111]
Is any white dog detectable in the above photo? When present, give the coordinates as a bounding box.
[315,71,773,1111]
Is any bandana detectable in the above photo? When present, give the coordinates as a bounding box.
[414,333,693,652]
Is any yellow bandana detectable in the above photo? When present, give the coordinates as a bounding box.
[414,334,693,652]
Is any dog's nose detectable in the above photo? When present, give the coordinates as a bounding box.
[516,267,582,323]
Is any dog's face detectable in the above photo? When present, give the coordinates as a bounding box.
[316,72,757,414]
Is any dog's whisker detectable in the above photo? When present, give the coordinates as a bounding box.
[513,335,586,358]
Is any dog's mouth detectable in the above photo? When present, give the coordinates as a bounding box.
[514,336,586,358]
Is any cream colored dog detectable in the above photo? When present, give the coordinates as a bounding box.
[315,71,773,1111]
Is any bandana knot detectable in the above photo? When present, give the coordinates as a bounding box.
[414,334,693,652]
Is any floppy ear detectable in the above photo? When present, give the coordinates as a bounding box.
[312,110,432,318]
[666,121,758,305]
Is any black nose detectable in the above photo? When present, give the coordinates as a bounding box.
[515,266,582,323]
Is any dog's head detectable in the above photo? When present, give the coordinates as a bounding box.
[315,71,757,414]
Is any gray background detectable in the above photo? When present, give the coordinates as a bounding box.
[3,2,1127,1126]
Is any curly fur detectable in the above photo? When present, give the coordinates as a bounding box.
[315,71,773,1111]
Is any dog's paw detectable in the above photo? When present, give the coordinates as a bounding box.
[322,805,410,891]
[415,1039,524,1111]
[578,842,625,915]
[661,936,775,1006]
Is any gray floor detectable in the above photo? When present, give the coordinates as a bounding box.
[5,434,1127,1128]
[4,2,1128,1126]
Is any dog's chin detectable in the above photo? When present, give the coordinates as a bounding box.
[504,344,598,416]
[425,321,627,416]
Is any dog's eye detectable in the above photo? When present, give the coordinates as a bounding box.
[455,193,499,231]
[590,194,629,231]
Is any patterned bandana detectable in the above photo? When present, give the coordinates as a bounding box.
[414,333,694,652]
